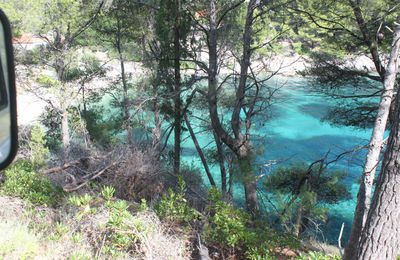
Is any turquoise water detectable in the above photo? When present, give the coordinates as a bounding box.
[180,77,373,244]
[99,76,373,244]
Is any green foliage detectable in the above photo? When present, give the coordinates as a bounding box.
[139,198,148,212]
[0,0,43,36]
[155,176,200,223]
[265,163,350,204]
[101,186,115,201]
[246,246,275,260]
[204,188,300,258]
[40,106,62,150]
[296,251,341,260]
[29,123,49,168]
[204,188,252,248]
[1,161,63,206]
[265,163,350,235]
[68,192,144,256]
[68,194,94,208]
[15,48,42,65]
[63,53,106,82]
[37,74,59,88]
[82,106,123,147]
[49,222,70,241]
[106,199,139,252]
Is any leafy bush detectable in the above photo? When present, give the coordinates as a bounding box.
[40,106,62,150]
[264,163,350,235]
[82,107,122,147]
[203,188,252,248]
[203,188,300,259]
[69,191,144,257]
[106,199,140,252]
[1,161,63,206]
[296,251,341,260]
[15,48,42,65]
[155,176,200,223]
[29,123,49,168]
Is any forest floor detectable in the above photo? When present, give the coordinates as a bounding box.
[0,194,193,259]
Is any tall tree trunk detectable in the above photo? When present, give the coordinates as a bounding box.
[233,0,260,214]
[207,0,232,148]
[356,41,400,258]
[214,132,227,194]
[344,25,400,260]
[116,20,132,146]
[60,100,70,152]
[173,7,182,175]
[349,0,386,80]
[152,97,162,157]
[184,113,215,186]
[239,155,259,214]
[206,0,259,213]
[55,52,70,152]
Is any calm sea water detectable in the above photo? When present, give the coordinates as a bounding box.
[180,77,373,244]
[100,76,374,244]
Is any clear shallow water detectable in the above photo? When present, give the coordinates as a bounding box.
[100,76,373,244]
[180,77,373,244]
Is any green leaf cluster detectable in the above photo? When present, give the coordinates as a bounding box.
[1,161,63,206]
[155,176,200,223]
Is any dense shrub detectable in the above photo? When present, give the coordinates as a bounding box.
[155,177,200,223]
[203,188,300,259]
[296,251,341,260]
[14,48,42,65]
[68,187,146,257]
[1,161,63,206]
[264,163,351,236]
[203,188,252,249]
[29,123,49,168]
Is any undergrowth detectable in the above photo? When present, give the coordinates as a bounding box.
[1,160,63,207]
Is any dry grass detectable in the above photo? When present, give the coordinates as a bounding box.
[0,193,192,260]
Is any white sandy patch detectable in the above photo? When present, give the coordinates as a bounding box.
[17,92,47,126]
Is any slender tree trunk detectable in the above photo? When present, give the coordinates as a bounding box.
[356,45,400,258]
[228,169,234,200]
[234,0,260,215]
[116,20,132,146]
[184,113,215,186]
[55,52,70,152]
[152,97,162,157]
[206,0,236,150]
[82,85,87,119]
[344,25,400,260]
[173,8,182,175]
[239,155,259,214]
[206,0,259,213]
[60,100,70,151]
[295,205,304,237]
[214,132,227,194]
[356,123,400,259]
[349,0,386,80]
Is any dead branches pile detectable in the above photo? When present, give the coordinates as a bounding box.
[43,147,166,202]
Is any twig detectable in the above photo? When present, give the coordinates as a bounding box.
[43,153,111,174]
[95,233,107,259]
[338,222,345,257]
[63,161,120,192]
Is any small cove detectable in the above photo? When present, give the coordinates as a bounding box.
[98,76,375,244]
[180,77,373,244]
